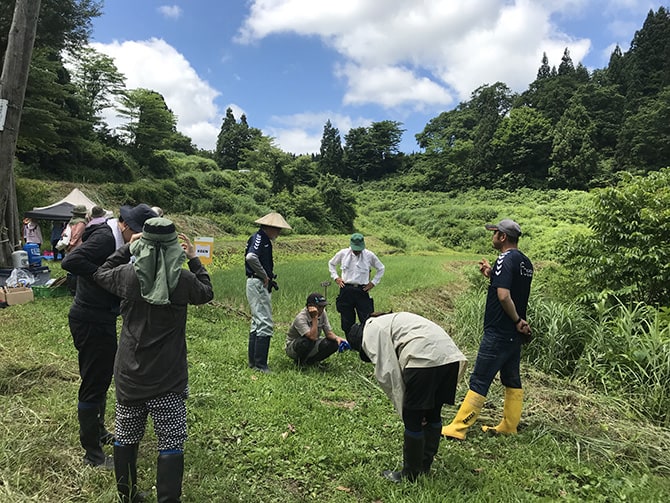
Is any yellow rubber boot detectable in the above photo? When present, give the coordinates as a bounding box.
[482,387,523,434]
[441,390,486,440]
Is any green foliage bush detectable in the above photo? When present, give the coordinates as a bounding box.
[567,168,670,305]
[15,178,55,215]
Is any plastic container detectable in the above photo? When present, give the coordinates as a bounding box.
[32,285,69,298]
[12,250,29,268]
[23,243,41,266]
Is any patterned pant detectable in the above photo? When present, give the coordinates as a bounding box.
[115,389,188,451]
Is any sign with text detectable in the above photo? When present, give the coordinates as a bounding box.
[194,237,213,265]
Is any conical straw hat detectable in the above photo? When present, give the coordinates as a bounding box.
[254,212,292,229]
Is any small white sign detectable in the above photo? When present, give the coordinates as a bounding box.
[194,236,214,264]
[0,99,8,131]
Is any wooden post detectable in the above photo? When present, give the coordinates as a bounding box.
[0,0,41,267]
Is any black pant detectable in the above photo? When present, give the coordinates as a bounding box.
[335,285,374,335]
[69,316,117,404]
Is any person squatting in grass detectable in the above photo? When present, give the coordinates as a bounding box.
[245,212,292,373]
[328,233,385,336]
[285,292,348,366]
[442,219,533,440]
[94,217,213,502]
[347,312,468,482]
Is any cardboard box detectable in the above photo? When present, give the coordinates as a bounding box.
[3,286,34,305]
[0,287,5,303]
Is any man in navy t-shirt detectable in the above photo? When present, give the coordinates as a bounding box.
[442,219,533,440]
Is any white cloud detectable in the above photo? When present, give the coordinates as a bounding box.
[91,39,221,150]
[338,64,453,109]
[158,5,182,19]
[238,0,593,105]
[265,111,372,154]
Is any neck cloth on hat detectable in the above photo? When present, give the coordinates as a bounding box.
[129,217,186,305]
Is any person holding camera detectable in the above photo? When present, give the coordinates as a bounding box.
[245,212,292,373]
[285,292,347,366]
[442,219,533,440]
[94,217,213,502]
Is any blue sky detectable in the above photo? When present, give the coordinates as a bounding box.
[90,0,660,154]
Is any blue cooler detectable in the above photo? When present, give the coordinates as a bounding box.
[23,242,42,267]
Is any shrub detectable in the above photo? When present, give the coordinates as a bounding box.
[567,169,670,306]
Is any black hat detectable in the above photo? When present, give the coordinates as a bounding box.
[306,292,328,307]
[119,204,158,232]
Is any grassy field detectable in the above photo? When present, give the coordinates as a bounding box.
[1,236,669,502]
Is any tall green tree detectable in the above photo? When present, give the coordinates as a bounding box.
[536,52,551,80]
[318,119,344,176]
[1,0,103,177]
[343,120,404,181]
[624,7,670,104]
[416,102,477,153]
[214,108,263,170]
[116,88,179,168]
[317,173,356,232]
[1,0,101,62]
[66,45,125,129]
[616,88,670,173]
[491,106,553,188]
[238,135,294,193]
[549,102,598,189]
[469,82,515,183]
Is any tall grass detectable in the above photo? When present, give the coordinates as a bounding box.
[575,300,670,425]
[450,287,670,426]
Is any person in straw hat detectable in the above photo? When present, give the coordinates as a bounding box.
[245,212,291,373]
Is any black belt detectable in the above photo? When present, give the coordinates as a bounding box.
[344,283,364,288]
[247,273,264,279]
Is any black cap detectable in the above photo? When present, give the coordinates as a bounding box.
[306,292,328,306]
[119,204,158,232]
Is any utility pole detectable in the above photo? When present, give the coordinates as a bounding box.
[0,0,41,267]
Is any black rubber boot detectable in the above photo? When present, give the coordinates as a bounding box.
[383,431,425,483]
[98,401,116,446]
[156,451,184,503]
[253,336,272,373]
[422,423,442,474]
[248,331,257,368]
[114,444,144,502]
[78,406,112,469]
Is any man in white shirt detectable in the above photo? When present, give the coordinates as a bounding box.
[328,233,385,336]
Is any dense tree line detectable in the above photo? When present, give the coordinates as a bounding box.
[410,8,670,191]
[3,3,670,208]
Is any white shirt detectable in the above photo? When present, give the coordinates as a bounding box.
[328,248,385,286]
